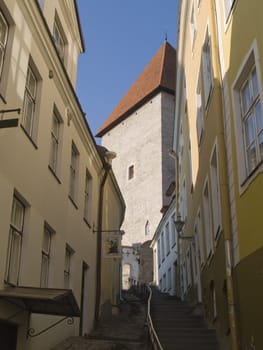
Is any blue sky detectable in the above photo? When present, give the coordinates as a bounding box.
[76,1,179,140]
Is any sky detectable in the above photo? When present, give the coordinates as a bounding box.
[76,1,179,141]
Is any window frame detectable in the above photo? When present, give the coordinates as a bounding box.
[0,10,8,80]
[53,14,66,63]
[202,30,214,108]
[232,42,263,191]
[64,245,73,289]
[5,196,26,286]
[69,142,79,204]
[210,142,222,239]
[40,224,54,288]
[202,179,213,259]
[84,169,92,225]
[49,108,62,176]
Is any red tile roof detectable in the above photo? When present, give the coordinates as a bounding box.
[96,41,176,137]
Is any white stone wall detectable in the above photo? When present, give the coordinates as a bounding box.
[102,91,175,247]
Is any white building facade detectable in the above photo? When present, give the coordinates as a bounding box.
[0,1,125,349]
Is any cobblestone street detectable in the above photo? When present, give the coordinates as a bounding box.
[52,292,149,350]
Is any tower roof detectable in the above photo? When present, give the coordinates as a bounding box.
[96,41,176,137]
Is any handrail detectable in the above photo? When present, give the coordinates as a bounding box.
[146,285,164,350]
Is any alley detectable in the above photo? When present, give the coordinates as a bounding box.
[52,291,149,350]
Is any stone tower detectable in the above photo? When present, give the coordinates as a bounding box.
[97,41,176,285]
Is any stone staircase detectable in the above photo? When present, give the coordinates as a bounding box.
[150,287,218,350]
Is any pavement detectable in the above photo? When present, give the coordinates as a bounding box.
[52,291,150,350]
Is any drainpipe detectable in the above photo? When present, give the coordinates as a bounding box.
[210,2,239,349]
[94,162,111,325]
[168,149,181,298]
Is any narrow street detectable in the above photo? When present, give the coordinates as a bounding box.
[52,291,149,350]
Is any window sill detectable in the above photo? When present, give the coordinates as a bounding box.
[68,195,78,209]
[21,125,38,149]
[48,165,61,184]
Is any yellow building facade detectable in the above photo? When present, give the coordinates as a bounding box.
[174,1,263,349]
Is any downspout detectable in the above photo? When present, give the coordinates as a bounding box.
[94,162,111,325]
[210,2,239,349]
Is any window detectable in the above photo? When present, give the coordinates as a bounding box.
[171,215,176,247]
[64,245,73,288]
[202,31,213,106]
[190,3,196,48]
[53,16,66,62]
[168,267,172,291]
[40,225,53,287]
[49,110,61,174]
[210,145,221,237]
[195,210,205,265]
[157,239,161,267]
[163,273,167,291]
[69,142,79,203]
[22,65,37,137]
[203,181,213,258]
[240,67,263,174]
[232,46,263,187]
[0,10,8,80]
[165,222,170,255]
[196,74,204,144]
[5,196,25,285]
[224,0,236,21]
[128,165,134,180]
[145,220,150,236]
[161,232,165,262]
[186,249,192,287]
[84,169,92,224]
[180,178,187,221]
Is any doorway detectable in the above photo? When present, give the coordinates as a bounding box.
[79,262,89,336]
[0,321,17,350]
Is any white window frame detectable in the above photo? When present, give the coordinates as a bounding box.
[0,10,8,80]
[190,2,196,49]
[224,0,236,22]
[202,29,213,107]
[203,179,213,259]
[5,196,26,285]
[157,239,161,267]
[165,222,170,256]
[40,224,53,288]
[171,214,176,247]
[161,232,165,262]
[84,169,92,224]
[69,142,79,203]
[64,244,73,289]
[210,142,221,238]
[195,209,205,265]
[196,73,204,144]
[22,64,37,138]
[53,15,66,62]
[232,41,263,191]
[49,109,62,175]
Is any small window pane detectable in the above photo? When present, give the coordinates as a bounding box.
[258,132,263,159]
[252,69,259,97]
[241,81,251,114]
[247,143,257,172]
[244,114,255,146]
[255,101,263,131]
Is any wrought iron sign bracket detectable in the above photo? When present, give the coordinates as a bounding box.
[27,316,74,338]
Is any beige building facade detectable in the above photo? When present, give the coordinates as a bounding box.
[0,1,125,349]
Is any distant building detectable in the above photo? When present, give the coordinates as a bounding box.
[0,1,125,349]
[97,42,176,285]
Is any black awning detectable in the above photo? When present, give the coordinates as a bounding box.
[0,287,80,317]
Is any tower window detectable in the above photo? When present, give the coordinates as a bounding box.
[128,165,134,180]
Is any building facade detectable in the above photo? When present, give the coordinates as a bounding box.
[97,42,176,285]
[173,1,263,350]
[0,1,125,349]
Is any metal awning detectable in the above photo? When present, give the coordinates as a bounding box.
[0,286,80,317]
